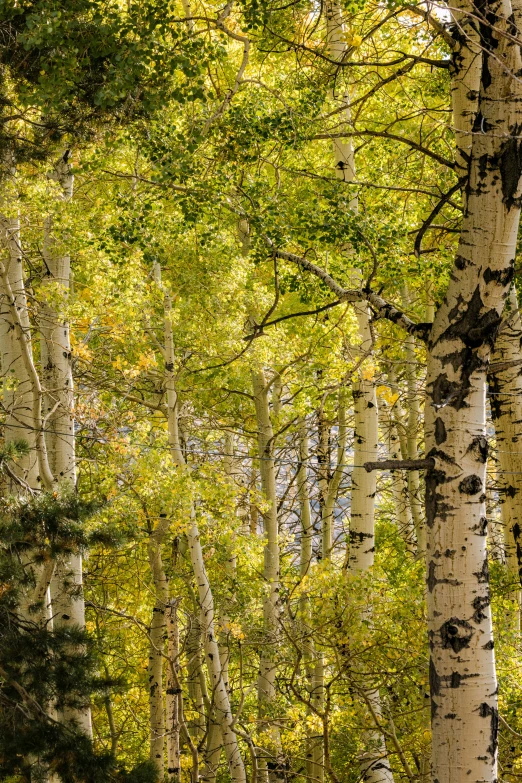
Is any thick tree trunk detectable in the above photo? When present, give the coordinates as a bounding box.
[424,5,522,779]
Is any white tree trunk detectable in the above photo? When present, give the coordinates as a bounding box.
[38,153,92,737]
[347,307,379,572]
[424,6,522,778]
[489,285,522,618]
[147,516,169,776]
[322,400,347,559]
[401,286,425,552]
[297,423,316,783]
[154,264,246,782]
[166,598,182,782]
[187,514,247,783]
[322,9,395,780]
[383,400,416,555]
[252,369,284,783]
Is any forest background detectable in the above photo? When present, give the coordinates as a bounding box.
[0,1,521,783]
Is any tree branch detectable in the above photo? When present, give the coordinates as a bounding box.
[267,243,430,341]
[314,130,455,170]
[364,458,435,472]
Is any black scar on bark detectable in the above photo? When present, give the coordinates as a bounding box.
[473,516,488,536]
[444,713,456,719]
[427,560,462,592]
[472,594,491,622]
[349,531,373,542]
[431,372,463,409]
[447,294,465,323]
[473,557,490,584]
[430,657,441,718]
[441,287,502,350]
[500,131,522,210]
[435,417,447,444]
[450,671,462,688]
[455,255,469,270]
[483,266,514,287]
[488,372,504,420]
[466,436,488,463]
[429,657,441,696]
[425,469,450,528]
[483,639,494,650]
[459,474,483,495]
[479,702,499,758]
[439,617,473,653]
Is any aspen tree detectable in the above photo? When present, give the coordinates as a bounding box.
[201,433,238,783]
[324,5,396,781]
[155,263,247,783]
[382,396,416,555]
[252,368,284,783]
[401,286,425,552]
[147,513,169,777]
[35,152,93,736]
[423,3,522,779]
[0,153,39,492]
[166,598,182,782]
[321,400,347,560]
[297,421,315,782]
[489,285,522,617]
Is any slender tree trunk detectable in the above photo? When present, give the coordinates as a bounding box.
[297,422,315,782]
[347,306,379,572]
[322,400,347,559]
[322,8,395,780]
[489,285,522,621]
[252,369,284,783]
[186,612,206,746]
[36,153,93,736]
[154,263,246,783]
[382,399,416,555]
[201,433,239,783]
[187,514,247,783]
[147,515,169,777]
[401,286,425,552]
[0,170,39,489]
[424,5,522,778]
[166,598,182,783]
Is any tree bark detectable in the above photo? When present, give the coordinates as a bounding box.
[401,286,426,553]
[166,598,182,783]
[424,5,522,779]
[147,514,169,777]
[252,369,284,783]
[489,285,522,620]
[346,306,379,572]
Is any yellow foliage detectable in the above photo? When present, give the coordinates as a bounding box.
[341,29,363,47]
